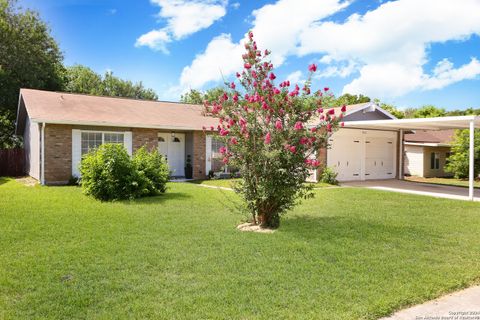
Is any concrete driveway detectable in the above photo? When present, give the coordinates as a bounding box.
[341,179,480,202]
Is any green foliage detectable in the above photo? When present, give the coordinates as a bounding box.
[0,110,21,148]
[413,105,446,118]
[373,99,405,119]
[332,93,370,107]
[319,166,339,185]
[180,87,225,104]
[79,144,169,201]
[132,147,169,195]
[0,0,64,114]
[445,129,480,179]
[64,66,158,100]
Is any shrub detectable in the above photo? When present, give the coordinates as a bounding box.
[132,146,169,195]
[80,144,143,201]
[319,166,339,185]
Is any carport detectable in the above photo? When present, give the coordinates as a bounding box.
[343,115,480,201]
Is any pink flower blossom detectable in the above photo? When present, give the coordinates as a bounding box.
[264,132,271,144]
[269,73,276,80]
[219,146,227,154]
[317,108,323,114]
[230,82,236,89]
[326,123,332,132]
[230,137,238,144]
[273,87,281,95]
[324,87,329,91]
[310,127,317,133]
[341,105,347,113]
[236,72,241,78]
[275,120,283,130]
[222,157,229,164]
[341,122,345,127]
[233,93,239,102]
[311,160,320,167]
[328,109,335,115]
[299,137,309,145]
[251,71,257,79]
[289,145,296,153]
[220,128,229,136]
[294,121,303,131]
[244,63,251,69]
[262,102,269,110]
[308,63,317,72]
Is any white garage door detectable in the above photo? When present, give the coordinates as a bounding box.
[327,129,397,182]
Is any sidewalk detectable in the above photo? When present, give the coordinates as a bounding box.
[381,285,480,320]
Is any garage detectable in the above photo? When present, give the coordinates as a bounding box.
[327,128,397,181]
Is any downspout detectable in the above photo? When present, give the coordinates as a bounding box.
[41,122,45,185]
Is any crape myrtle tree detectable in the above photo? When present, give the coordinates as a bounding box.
[202,32,344,229]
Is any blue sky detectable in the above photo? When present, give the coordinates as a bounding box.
[19,0,480,110]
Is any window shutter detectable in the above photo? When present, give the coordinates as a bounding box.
[205,135,212,174]
[72,129,81,177]
[124,131,133,155]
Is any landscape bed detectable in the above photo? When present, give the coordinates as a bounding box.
[1,178,480,319]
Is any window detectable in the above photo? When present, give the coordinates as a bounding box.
[81,131,125,155]
[172,137,181,142]
[211,138,227,173]
[430,152,440,170]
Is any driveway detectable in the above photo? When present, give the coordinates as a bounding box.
[341,179,480,201]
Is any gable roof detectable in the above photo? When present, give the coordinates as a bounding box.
[404,129,455,145]
[16,89,218,133]
[16,89,396,134]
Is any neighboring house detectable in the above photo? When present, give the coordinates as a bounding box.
[403,129,454,178]
[16,89,399,185]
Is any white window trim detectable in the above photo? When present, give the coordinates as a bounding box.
[72,129,132,177]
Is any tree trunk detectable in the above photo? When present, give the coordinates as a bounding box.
[258,212,280,229]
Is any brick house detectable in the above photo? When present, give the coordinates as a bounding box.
[15,88,399,185]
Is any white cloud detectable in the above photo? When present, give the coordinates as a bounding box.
[180,34,244,88]
[297,0,480,98]
[286,70,303,84]
[136,0,227,52]
[231,2,240,9]
[178,0,349,89]
[177,0,480,98]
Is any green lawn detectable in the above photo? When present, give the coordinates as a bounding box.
[1,178,480,319]
[405,176,480,188]
[188,178,334,189]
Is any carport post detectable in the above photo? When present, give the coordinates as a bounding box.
[469,120,474,200]
[399,129,404,180]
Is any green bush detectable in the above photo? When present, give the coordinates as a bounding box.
[319,166,339,185]
[79,144,169,201]
[132,146,169,195]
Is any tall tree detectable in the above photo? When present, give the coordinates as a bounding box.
[0,0,64,147]
[64,66,158,100]
[412,105,446,118]
[180,87,225,104]
[332,93,370,107]
[0,0,65,111]
[445,129,480,179]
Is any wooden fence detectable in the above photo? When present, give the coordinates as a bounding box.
[0,148,25,177]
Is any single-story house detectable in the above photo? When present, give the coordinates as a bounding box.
[16,88,401,185]
[403,129,455,178]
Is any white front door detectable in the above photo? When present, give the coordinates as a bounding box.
[158,133,185,177]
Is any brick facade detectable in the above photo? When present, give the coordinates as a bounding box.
[44,124,73,184]
[42,124,208,184]
[132,128,158,151]
[192,131,207,179]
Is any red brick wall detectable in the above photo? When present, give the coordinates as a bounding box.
[44,124,73,184]
[192,131,207,179]
[132,128,158,152]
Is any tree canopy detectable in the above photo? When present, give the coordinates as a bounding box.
[180,87,225,105]
[0,0,64,111]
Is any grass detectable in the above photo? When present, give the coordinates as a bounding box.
[1,177,480,319]
[188,178,335,189]
[405,176,480,188]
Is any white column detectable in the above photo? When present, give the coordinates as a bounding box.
[41,122,45,185]
[399,129,404,180]
[469,120,475,200]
